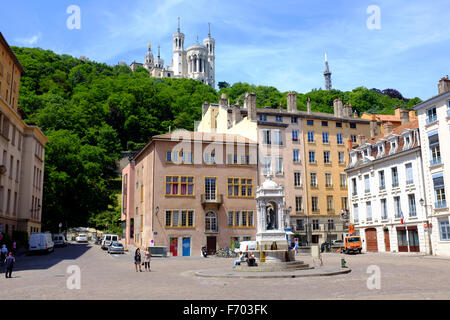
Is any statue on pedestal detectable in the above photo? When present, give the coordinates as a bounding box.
[266,203,276,230]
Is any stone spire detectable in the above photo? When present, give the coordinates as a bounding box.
[178,17,181,33]
[208,22,211,38]
[324,53,332,91]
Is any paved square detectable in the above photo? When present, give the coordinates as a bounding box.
[1,243,450,299]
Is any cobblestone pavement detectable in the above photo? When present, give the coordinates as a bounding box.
[1,243,450,300]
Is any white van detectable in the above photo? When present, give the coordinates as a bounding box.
[29,233,54,253]
[101,234,119,250]
[235,241,257,253]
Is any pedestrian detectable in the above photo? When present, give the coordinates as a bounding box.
[12,241,16,255]
[134,248,142,272]
[4,252,15,278]
[233,251,245,268]
[143,249,151,271]
[1,245,8,266]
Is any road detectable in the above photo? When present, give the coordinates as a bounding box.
[1,243,450,299]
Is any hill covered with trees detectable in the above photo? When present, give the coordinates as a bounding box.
[11,47,421,232]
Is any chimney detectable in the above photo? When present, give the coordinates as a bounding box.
[344,102,353,118]
[369,114,379,138]
[336,99,343,117]
[358,135,366,146]
[395,107,401,119]
[409,110,416,119]
[438,76,450,94]
[333,99,339,116]
[347,139,353,152]
[383,121,394,134]
[400,109,410,125]
[219,93,228,108]
[232,103,241,125]
[287,92,297,113]
[307,98,311,114]
[247,92,257,121]
[202,101,209,116]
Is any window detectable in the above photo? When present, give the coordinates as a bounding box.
[391,167,399,187]
[205,152,216,165]
[291,117,298,124]
[405,163,413,185]
[307,120,314,126]
[275,116,283,122]
[226,153,251,166]
[310,172,317,187]
[364,174,370,193]
[322,121,328,127]
[352,178,357,195]
[15,160,19,181]
[433,174,447,209]
[228,211,254,228]
[404,136,411,149]
[312,219,319,230]
[140,185,144,202]
[408,194,416,217]
[353,204,359,222]
[351,135,357,143]
[381,199,388,220]
[205,177,217,201]
[205,211,218,232]
[428,132,441,166]
[379,171,386,190]
[166,150,193,164]
[165,176,195,196]
[312,197,319,212]
[294,172,302,187]
[307,131,314,143]
[264,156,272,174]
[325,173,332,187]
[336,122,342,128]
[274,157,283,174]
[340,173,347,187]
[323,151,330,164]
[338,152,345,164]
[9,156,13,179]
[309,151,316,163]
[273,130,283,145]
[337,133,343,145]
[296,219,304,231]
[328,219,335,230]
[293,149,300,163]
[327,196,334,212]
[394,196,402,218]
[228,178,253,198]
[366,202,372,221]
[262,130,271,145]
[350,123,356,129]
[292,130,299,141]
[259,114,267,121]
[426,106,437,124]
[341,197,348,210]
[322,132,329,143]
[377,145,384,158]
[439,220,450,241]
[295,196,303,212]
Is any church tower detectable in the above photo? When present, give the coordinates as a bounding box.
[172,17,185,77]
[324,53,332,91]
[203,23,215,88]
[144,43,154,70]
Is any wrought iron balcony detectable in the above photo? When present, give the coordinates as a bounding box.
[201,194,223,208]
[430,158,442,166]
[435,200,447,209]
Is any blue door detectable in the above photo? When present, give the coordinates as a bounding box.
[182,237,191,256]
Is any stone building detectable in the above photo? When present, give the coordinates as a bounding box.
[0,32,48,236]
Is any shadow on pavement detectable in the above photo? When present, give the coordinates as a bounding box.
[3,242,93,272]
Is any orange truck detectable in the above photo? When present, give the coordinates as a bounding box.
[342,225,362,254]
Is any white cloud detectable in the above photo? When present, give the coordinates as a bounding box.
[14,33,42,46]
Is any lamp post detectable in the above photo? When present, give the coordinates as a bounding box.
[419,198,434,255]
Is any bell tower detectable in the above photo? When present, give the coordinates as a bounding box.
[172,17,185,77]
[203,22,215,88]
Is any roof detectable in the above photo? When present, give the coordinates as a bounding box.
[368,119,418,144]
[413,90,450,110]
[0,32,26,74]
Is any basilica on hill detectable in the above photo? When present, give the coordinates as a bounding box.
[130,18,216,88]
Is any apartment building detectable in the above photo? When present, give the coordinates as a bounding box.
[346,117,430,253]
[414,77,450,256]
[0,32,48,236]
[121,131,258,256]
[196,93,379,246]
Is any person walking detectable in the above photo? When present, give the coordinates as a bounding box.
[134,248,142,272]
[143,249,151,271]
[1,245,8,266]
[4,253,15,278]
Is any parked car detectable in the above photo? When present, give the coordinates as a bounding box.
[331,240,344,247]
[52,234,67,247]
[29,233,54,253]
[101,234,119,250]
[108,241,125,254]
[234,241,257,253]
[75,234,88,243]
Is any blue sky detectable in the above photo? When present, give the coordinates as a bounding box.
[1,0,449,99]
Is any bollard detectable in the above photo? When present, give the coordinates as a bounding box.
[341,258,347,268]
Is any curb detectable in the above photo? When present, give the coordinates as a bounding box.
[195,268,352,279]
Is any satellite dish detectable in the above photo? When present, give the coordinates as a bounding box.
[0,165,6,175]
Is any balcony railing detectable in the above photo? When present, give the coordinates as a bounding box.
[201,194,223,208]
[392,182,399,188]
[430,158,442,166]
[426,116,437,124]
[435,200,447,209]
[406,179,414,185]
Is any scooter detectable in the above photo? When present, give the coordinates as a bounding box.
[201,246,208,258]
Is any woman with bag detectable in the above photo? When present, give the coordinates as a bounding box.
[134,248,142,272]
[143,249,151,271]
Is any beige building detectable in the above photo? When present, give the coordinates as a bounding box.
[0,32,48,236]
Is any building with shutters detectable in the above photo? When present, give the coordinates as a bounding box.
[414,76,450,256]
[346,117,431,253]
